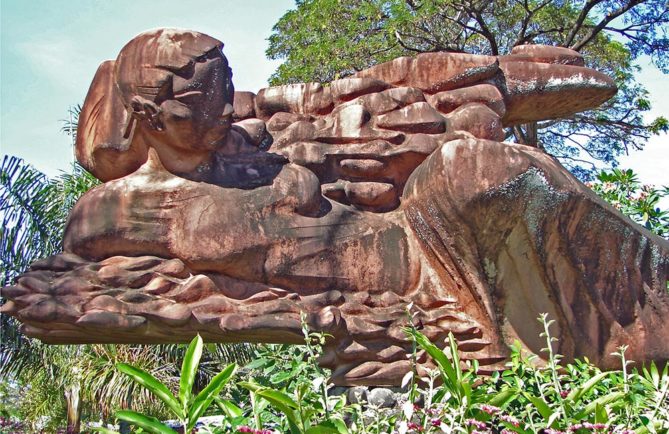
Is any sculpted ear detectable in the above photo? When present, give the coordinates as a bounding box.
[130,96,164,132]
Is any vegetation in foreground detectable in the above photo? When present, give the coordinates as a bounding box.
[56,312,669,434]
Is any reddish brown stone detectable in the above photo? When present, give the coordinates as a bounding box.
[503,45,585,66]
[330,77,390,103]
[339,159,386,178]
[428,84,506,117]
[345,181,397,209]
[231,119,270,148]
[233,91,256,121]
[444,103,505,141]
[255,83,333,119]
[4,28,668,388]
[500,61,617,125]
[354,52,499,93]
[267,112,312,132]
[376,102,446,134]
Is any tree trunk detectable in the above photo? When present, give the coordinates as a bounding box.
[524,121,539,148]
[65,384,81,434]
[513,122,540,148]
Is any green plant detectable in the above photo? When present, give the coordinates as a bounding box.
[83,312,669,433]
[401,313,668,433]
[588,168,669,238]
[238,312,347,434]
[93,335,236,434]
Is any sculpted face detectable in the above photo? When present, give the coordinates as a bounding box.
[155,47,235,153]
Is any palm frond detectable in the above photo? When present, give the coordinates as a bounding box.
[0,155,61,285]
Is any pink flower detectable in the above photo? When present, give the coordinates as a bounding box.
[407,421,423,432]
[480,404,501,415]
[430,418,441,427]
[500,414,520,427]
[560,390,570,399]
[466,419,488,430]
[237,427,254,433]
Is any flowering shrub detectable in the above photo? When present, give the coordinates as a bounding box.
[587,168,669,238]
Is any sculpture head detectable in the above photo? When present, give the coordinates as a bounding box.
[76,29,235,180]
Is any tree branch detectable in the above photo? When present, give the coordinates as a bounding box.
[571,0,644,51]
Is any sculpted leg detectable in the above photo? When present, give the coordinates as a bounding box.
[403,138,669,368]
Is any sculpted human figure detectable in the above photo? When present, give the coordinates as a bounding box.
[3,28,668,386]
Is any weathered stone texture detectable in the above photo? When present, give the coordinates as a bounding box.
[2,29,668,387]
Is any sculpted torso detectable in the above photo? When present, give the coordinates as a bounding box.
[65,156,417,295]
[3,28,669,386]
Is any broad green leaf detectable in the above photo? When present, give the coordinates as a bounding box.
[594,403,608,424]
[488,387,518,408]
[179,334,203,408]
[245,358,269,370]
[635,418,665,434]
[650,361,660,386]
[270,370,294,384]
[329,417,349,434]
[187,363,236,432]
[238,380,262,393]
[448,332,463,381]
[305,422,343,434]
[215,397,244,418]
[577,391,625,419]
[257,388,299,409]
[525,394,553,420]
[406,328,458,390]
[90,427,121,434]
[255,389,300,429]
[116,363,184,420]
[546,412,561,429]
[566,371,610,403]
[116,410,177,434]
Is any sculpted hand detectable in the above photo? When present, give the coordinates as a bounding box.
[242,45,615,212]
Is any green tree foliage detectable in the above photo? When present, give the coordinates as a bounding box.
[0,156,99,286]
[267,0,669,178]
[588,168,669,237]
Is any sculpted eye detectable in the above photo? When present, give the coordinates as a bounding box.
[174,90,203,105]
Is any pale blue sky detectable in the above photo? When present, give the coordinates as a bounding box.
[1,0,667,186]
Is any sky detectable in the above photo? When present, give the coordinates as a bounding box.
[1,0,667,186]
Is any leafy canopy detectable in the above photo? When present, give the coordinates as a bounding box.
[267,0,669,178]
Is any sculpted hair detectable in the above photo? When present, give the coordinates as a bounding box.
[75,28,225,181]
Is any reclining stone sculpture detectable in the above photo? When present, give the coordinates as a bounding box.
[2,28,668,386]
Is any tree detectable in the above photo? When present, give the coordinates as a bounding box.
[266,0,669,178]
[0,155,100,432]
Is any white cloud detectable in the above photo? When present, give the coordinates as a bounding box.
[17,37,91,93]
